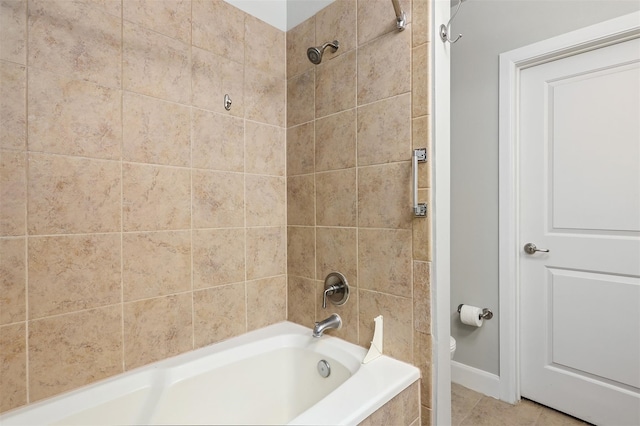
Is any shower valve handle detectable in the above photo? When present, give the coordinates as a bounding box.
[322,272,350,309]
[322,285,340,309]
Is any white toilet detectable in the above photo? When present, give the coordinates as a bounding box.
[450,336,457,359]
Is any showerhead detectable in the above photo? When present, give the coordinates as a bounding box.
[307,40,339,64]
[307,47,322,65]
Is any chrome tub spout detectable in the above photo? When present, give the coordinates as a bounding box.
[312,313,342,338]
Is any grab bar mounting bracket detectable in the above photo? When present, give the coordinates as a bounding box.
[415,203,427,217]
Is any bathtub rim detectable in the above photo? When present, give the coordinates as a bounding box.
[0,321,420,426]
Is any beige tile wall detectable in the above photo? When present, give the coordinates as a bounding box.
[0,0,432,421]
[285,0,433,424]
[359,380,421,426]
[0,0,286,413]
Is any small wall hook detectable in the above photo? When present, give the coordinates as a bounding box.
[224,94,232,111]
[440,0,466,44]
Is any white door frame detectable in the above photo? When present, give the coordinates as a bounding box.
[432,0,452,424]
[498,11,640,404]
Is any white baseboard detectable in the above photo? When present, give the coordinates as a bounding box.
[451,361,500,399]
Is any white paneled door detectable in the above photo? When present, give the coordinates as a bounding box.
[518,36,640,425]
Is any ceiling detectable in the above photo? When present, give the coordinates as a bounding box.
[224,0,335,31]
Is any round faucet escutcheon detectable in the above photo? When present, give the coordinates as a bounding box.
[322,272,349,308]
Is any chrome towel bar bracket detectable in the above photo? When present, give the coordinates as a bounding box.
[413,148,427,217]
[391,0,406,31]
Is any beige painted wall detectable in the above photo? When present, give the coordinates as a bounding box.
[451,0,640,376]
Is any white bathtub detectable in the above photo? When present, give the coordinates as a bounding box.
[0,321,420,425]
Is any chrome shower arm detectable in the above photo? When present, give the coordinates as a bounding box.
[307,40,339,64]
[321,41,339,51]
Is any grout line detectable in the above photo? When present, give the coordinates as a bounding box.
[24,217,30,405]
[24,0,30,404]
[26,150,125,165]
[119,0,125,374]
[189,0,195,349]
[0,57,27,68]
[26,287,203,326]
[283,16,289,324]
[25,63,122,92]
[23,229,195,239]
[354,1,360,345]
[358,287,412,300]
[28,302,130,325]
[242,13,249,334]
[188,3,196,350]
[356,90,414,110]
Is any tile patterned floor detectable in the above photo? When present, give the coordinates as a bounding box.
[451,383,593,426]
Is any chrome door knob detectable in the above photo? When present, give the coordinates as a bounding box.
[524,243,550,255]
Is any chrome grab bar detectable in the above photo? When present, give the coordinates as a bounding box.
[413,148,427,217]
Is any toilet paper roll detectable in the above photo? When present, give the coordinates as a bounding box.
[460,304,483,327]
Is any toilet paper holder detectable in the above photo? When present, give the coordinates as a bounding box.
[458,304,493,320]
